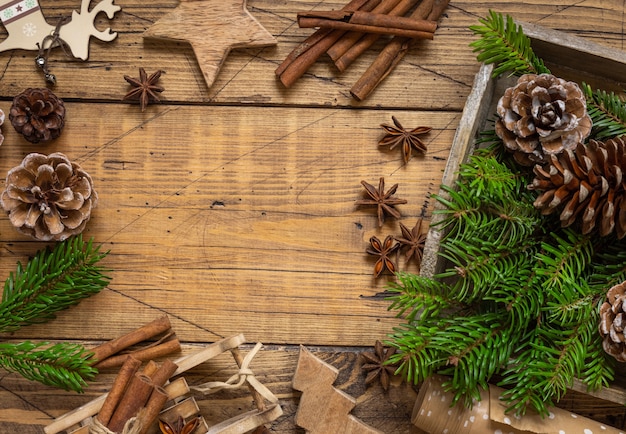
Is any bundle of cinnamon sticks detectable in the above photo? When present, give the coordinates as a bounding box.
[87,316,184,433]
[276,0,450,100]
[96,356,179,433]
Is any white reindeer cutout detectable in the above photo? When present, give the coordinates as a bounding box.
[0,0,121,60]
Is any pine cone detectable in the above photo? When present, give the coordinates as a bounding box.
[600,281,626,362]
[9,87,66,143]
[495,73,591,166]
[0,153,97,241]
[528,137,626,238]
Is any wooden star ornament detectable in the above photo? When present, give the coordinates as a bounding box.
[143,0,276,91]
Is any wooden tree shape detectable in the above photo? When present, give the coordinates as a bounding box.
[293,346,383,434]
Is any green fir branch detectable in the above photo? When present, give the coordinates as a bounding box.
[0,235,110,333]
[580,332,615,391]
[536,230,594,293]
[434,313,515,407]
[0,236,110,392]
[387,321,448,385]
[0,341,97,392]
[498,329,555,417]
[386,10,625,417]
[590,241,626,290]
[469,10,550,77]
[500,314,598,416]
[387,273,457,322]
[582,82,626,140]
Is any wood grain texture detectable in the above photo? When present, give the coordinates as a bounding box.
[0,0,623,432]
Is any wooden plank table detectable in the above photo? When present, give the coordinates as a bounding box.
[0,1,626,432]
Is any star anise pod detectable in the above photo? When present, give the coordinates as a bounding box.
[362,340,399,391]
[355,177,407,227]
[123,67,164,111]
[379,116,431,164]
[396,218,427,268]
[366,235,399,277]
[159,416,200,434]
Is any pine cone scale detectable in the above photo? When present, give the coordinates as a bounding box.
[44,210,64,235]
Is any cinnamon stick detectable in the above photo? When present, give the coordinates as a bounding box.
[331,0,421,71]
[142,360,159,377]
[107,373,155,433]
[326,0,404,63]
[89,315,172,364]
[137,386,170,434]
[93,338,181,369]
[149,359,178,388]
[96,356,142,426]
[297,12,436,39]
[275,0,379,87]
[350,0,449,101]
[327,0,416,61]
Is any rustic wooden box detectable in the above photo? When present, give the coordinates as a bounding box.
[419,21,626,422]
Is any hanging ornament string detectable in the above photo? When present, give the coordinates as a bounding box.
[35,17,72,85]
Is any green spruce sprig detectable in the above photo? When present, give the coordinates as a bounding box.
[0,235,110,332]
[469,9,550,77]
[0,235,110,392]
[387,150,618,416]
[386,9,626,418]
[0,341,97,392]
[582,83,626,140]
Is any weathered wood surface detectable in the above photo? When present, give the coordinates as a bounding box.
[0,0,624,432]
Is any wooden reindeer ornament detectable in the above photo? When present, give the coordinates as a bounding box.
[0,0,120,82]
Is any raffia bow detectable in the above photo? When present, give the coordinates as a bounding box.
[191,342,278,404]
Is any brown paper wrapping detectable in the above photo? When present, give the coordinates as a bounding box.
[412,375,625,434]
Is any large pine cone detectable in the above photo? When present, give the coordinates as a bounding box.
[600,281,626,362]
[9,88,65,143]
[528,137,626,238]
[0,153,97,241]
[495,73,591,166]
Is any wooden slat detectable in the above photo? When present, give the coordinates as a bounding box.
[0,103,456,346]
[0,1,624,433]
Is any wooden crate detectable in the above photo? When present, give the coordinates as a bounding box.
[419,21,626,414]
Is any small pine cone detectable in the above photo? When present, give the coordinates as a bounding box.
[495,73,591,166]
[0,108,5,146]
[600,281,626,362]
[528,138,626,238]
[9,87,65,143]
[0,153,97,241]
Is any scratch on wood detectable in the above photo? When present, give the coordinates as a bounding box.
[104,286,225,340]
[534,0,588,23]
[77,107,178,163]
[0,51,13,81]
[103,160,142,170]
